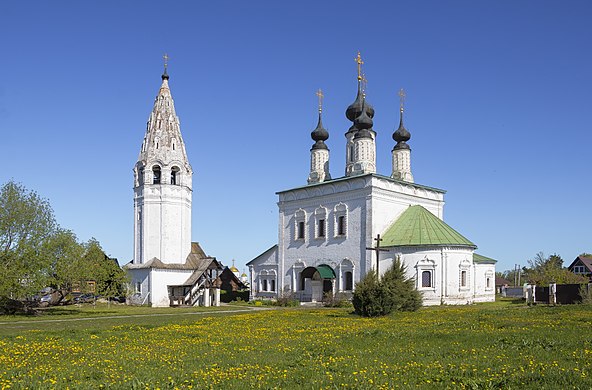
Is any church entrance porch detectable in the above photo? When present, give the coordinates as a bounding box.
[298,265,335,302]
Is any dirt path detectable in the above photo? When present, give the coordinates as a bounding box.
[0,306,270,327]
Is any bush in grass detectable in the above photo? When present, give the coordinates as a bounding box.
[353,258,421,317]
[323,292,352,308]
[579,284,592,305]
[274,293,300,307]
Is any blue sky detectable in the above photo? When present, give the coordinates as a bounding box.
[1,1,590,274]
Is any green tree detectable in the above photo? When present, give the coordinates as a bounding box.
[82,239,128,301]
[381,258,422,312]
[524,252,588,285]
[44,229,85,297]
[0,181,57,298]
[353,259,421,317]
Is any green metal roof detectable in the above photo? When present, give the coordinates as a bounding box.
[381,205,476,248]
[277,173,446,195]
[317,264,336,279]
[473,253,497,264]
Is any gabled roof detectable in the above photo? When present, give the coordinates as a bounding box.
[179,258,223,287]
[124,242,214,271]
[568,256,592,272]
[381,205,476,248]
[474,253,497,264]
[246,245,278,266]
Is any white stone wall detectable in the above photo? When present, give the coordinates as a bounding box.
[134,184,192,264]
[128,268,151,304]
[473,263,496,302]
[277,175,445,297]
[249,247,279,298]
[150,269,194,307]
[380,246,497,305]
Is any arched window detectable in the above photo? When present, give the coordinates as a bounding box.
[294,209,306,241]
[152,166,161,184]
[262,279,268,292]
[334,203,348,238]
[138,167,144,185]
[270,279,276,292]
[171,166,180,185]
[315,206,327,239]
[461,270,467,287]
[345,271,353,291]
[300,272,305,291]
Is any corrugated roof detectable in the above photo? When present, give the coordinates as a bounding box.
[474,253,497,264]
[381,205,476,248]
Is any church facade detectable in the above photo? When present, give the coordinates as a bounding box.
[125,65,222,307]
[248,54,496,305]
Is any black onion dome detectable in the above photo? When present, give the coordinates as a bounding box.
[364,99,375,118]
[311,113,329,142]
[354,127,373,139]
[354,101,373,139]
[161,68,169,81]
[393,111,411,149]
[354,101,373,130]
[346,83,364,121]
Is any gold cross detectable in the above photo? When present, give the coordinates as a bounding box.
[398,88,406,112]
[316,88,324,112]
[163,53,169,70]
[355,51,364,81]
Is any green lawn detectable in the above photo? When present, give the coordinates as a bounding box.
[1,300,591,389]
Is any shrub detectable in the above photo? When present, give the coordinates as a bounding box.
[323,292,352,308]
[579,284,592,305]
[352,259,422,317]
[274,293,300,307]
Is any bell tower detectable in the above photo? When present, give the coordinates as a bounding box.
[133,57,193,264]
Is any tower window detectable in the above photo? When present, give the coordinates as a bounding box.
[171,166,180,185]
[461,270,467,287]
[152,166,161,184]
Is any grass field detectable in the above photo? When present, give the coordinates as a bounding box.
[0,300,591,389]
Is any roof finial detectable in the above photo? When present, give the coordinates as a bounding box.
[355,51,364,81]
[316,88,324,113]
[161,53,170,80]
[398,88,406,113]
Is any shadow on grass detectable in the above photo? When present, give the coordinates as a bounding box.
[38,306,118,317]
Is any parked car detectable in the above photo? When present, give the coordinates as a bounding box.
[74,293,97,304]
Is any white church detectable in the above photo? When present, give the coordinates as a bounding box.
[248,53,496,306]
[124,64,223,307]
